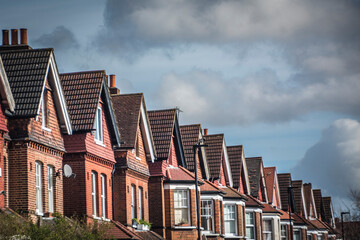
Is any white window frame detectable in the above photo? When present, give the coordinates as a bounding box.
[224,204,237,235]
[246,212,255,240]
[47,165,54,213]
[138,187,143,220]
[91,172,97,217]
[41,89,51,132]
[201,200,214,233]
[280,224,288,240]
[263,219,273,240]
[35,161,43,215]
[294,229,302,240]
[94,107,103,144]
[101,174,106,219]
[174,189,190,225]
[131,185,136,219]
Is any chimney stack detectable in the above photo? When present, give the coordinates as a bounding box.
[204,128,208,135]
[2,30,9,45]
[11,29,18,45]
[109,74,120,95]
[20,28,27,45]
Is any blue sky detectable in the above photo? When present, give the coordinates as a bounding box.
[2,0,360,212]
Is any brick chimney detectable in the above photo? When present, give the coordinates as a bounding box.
[2,30,9,45]
[20,28,27,45]
[204,128,208,135]
[11,29,18,45]
[109,74,120,95]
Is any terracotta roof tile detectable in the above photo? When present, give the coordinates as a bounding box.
[0,48,52,117]
[60,71,104,131]
[108,221,142,239]
[221,186,247,200]
[264,167,276,204]
[277,173,292,211]
[136,231,164,240]
[179,124,202,171]
[201,179,224,193]
[111,93,142,148]
[227,145,243,189]
[245,194,264,208]
[322,197,333,225]
[245,157,262,198]
[313,189,323,219]
[166,166,196,181]
[203,134,224,179]
[262,203,282,214]
[148,109,177,160]
[292,180,304,215]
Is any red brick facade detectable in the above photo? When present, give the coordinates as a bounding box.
[0,105,7,208]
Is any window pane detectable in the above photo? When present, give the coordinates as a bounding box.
[92,172,97,216]
[246,212,254,225]
[246,227,254,239]
[101,175,106,218]
[263,220,272,231]
[48,166,54,213]
[131,185,136,219]
[174,190,189,225]
[138,188,143,220]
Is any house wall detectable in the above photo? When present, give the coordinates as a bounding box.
[168,136,178,167]
[255,212,263,240]
[148,176,166,237]
[0,105,6,207]
[7,84,66,219]
[164,188,198,240]
[301,228,307,240]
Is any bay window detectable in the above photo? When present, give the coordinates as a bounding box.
[224,204,237,235]
[174,189,190,225]
[294,230,301,240]
[201,200,214,232]
[263,219,273,240]
[280,224,287,240]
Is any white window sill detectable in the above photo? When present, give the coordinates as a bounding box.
[173,226,196,229]
[224,235,243,239]
[202,232,219,236]
[35,211,43,216]
[102,217,110,222]
[93,215,102,220]
[42,127,51,132]
[94,140,105,147]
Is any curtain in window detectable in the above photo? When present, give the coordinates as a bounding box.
[224,205,236,234]
[174,190,189,225]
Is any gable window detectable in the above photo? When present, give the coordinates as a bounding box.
[224,204,237,235]
[47,165,54,213]
[91,171,98,217]
[201,200,214,232]
[42,89,50,130]
[263,219,273,240]
[246,212,255,240]
[280,225,287,240]
[94,107,103,143]
[131,185,136,219]
[35,161,43,215]
[101,174,106,218]
[138,187,143,220]
[174,189,190,225]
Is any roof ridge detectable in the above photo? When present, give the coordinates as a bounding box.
[60,70,105,75]
[227,145,243,148]
[113,93,143,97]
[180,124,201,128]
[148,108,177,113]
[0,47,53,53]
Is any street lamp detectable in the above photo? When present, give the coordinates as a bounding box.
[341,211,350,240]
[193,138,208,240]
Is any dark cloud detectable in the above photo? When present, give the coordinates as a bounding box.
[33,26,79,51]
[292,119,360,199]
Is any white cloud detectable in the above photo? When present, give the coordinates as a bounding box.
[292,119,360,200]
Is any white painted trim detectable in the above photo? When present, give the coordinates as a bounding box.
[173,226,196,229]
[0,56,14,112]
[245,208,262,213]
[241,151,251,195]
[223,199,245,206]
[260,166,269,203]
[300,185,308,219]
[164,183,196,190]
[200,194,223,201]
[199,131,210,180]
[222,139,233,187]
[310,189,318,219]
[140,102,155,162]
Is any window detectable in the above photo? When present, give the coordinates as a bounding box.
[91,172,97,217]
[246,212,255,240]
[138,187,143,220]
[47,166,54,213]
[101,174,106,218]
[201,200,214,232]
[263,220,272,240]
[318,235,323,240]
[294,230,301,240]
[35,161,43,215]
[94,107,103,143]
[131,185,136,219]
[280,225,287,240]
[174,190,190,225]
[224,205,236,235]
[42,89,50,129]
[307,235,313,240]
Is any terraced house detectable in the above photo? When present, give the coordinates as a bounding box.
[0,29,72,219]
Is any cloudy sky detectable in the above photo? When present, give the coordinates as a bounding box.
[2,0,360,212]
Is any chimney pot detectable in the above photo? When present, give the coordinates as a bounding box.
[20,28,27,45]
[2,30,9,45]
[204,128,208,135]
[110,74,116,88]
[11,29,18,45]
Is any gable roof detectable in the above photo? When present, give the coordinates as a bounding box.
[264,166,281,208]
[303,183,317,219]
[111,93,156,161]
[180,124,210,179]
[313,189,324,220]
[221,186,247,200]
[277,173,292,211]
[0,48,72,133]
[322,196,335,227]
[203,134,233,187]
[292,180,306,217]
[148,109,185,166]
[200,179,225,194]
[227,145,243,189]
[0,56,14,112]
[60,71,120,145]
[246,157,267,201]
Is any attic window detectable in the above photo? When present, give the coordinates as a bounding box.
[94,107,103,143]
[42,89,50,131]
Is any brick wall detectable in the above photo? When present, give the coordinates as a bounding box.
[301,228,307,240]
[148,176,165,237]
[168,136,178,167]
[0,132,5,208]
[214,199,222,234]
[255,212,262,240]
